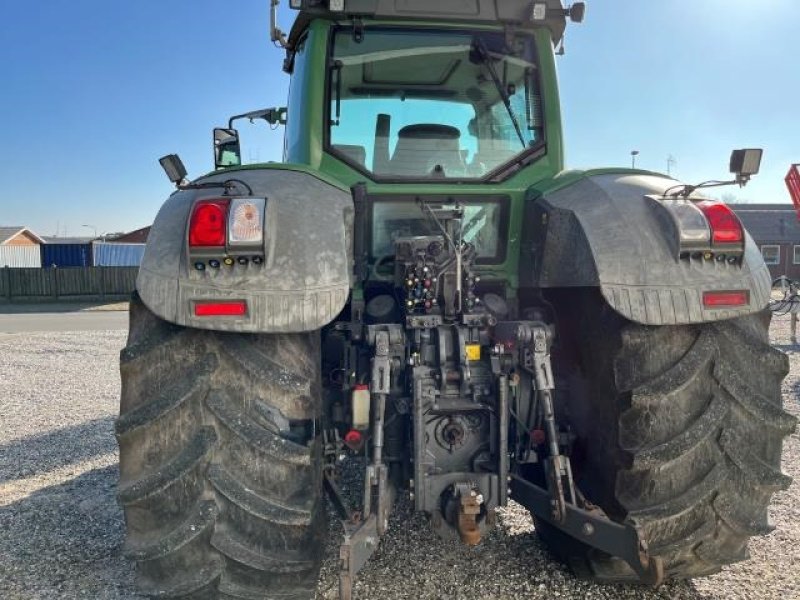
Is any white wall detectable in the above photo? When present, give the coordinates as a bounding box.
[0,246,41,268]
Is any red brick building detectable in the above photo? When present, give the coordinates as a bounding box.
[730,204,800,280]
[107,226,150,244]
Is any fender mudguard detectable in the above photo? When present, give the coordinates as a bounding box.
[137,167,353,333]
[522,172,771,326]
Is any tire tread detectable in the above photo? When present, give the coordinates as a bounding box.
[117,294,324,599]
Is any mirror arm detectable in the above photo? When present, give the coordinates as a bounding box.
[663,179,746,199]
[270,0,289,48]
[228,107,287,130]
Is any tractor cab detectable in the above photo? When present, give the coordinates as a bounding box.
[325,27,543,181]
[217,0,585,184]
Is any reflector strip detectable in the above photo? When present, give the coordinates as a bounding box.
[194,301,247,317]
[703,291,749,308]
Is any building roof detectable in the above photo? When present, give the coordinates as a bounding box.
[41,236,96,244]
[729,204,800,244]
[0,226,46,245]
[106,226,151,244]
[728,203,797,212]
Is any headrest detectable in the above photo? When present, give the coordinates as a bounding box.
[398,124,461,140]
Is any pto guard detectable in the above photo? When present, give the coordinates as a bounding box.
[525,172,771,326]
[137,168,353,333]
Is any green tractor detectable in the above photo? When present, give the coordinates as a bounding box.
[117,2,796,598]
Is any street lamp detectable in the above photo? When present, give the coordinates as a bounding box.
[82,224,98,238]
[631,150,640,169]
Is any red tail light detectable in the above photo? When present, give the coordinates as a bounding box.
[189,199,230,247]
[696,201,744,245]
[703,290,749,308]
[194,300,247,317]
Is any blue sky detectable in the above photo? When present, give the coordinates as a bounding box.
[1,1,798,236]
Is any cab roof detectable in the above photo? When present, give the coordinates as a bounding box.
[287,0,571,48]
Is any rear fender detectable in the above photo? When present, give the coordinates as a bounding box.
[522,172,771,325]
[137,167,353,333]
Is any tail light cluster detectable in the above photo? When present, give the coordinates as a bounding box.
[660,198,749,309]
[662,199,744,263]
[187,197,266,319]
[189,197,266,250]
[188,197,267,272]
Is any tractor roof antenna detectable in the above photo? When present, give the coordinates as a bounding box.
[270,0,289,48]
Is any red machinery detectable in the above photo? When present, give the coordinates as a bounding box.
[787,164,800,222]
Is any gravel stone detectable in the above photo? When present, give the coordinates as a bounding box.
[0,315,797,599]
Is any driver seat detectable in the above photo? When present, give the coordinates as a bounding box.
[389,124,463,177]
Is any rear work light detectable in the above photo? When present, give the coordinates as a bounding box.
[703,290,749,308]
[696,201,744,245]
[189,199,230,247]
[194,300,248,317]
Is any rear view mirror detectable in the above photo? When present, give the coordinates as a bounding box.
[730,148,763,185]
[214,128,242,169]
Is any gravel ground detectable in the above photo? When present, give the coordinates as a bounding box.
[0,317,797,600]
[0,302,129,314]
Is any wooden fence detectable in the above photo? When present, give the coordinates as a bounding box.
[0,267,138,302]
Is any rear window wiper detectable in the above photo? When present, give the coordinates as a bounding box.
[471,37,526,148]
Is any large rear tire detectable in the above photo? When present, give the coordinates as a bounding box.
[116,293,326,599]
[531,293,796,582]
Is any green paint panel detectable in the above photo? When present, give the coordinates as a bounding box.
[208,18,572,287]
